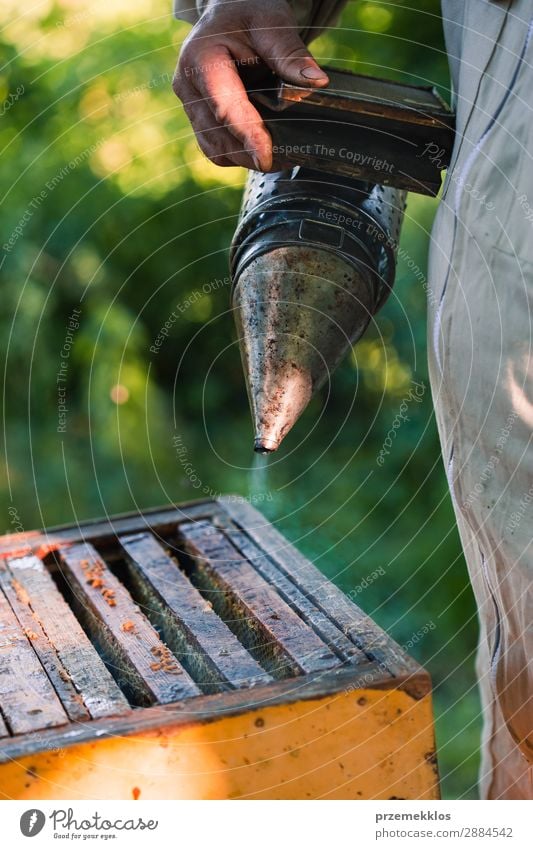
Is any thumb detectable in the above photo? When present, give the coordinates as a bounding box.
[251,18,329,86]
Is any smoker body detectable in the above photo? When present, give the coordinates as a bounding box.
[230,67,453,453]
[231,168,406,452]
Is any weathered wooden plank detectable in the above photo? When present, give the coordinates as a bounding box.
[0,582,69,734]
[119,532,271,693]
[216,517,367,665]
[0,564,90,723]
[0,501,216,559]
[58,543,201,706]
[7,555,130,719]
[217,498,416,678]
[179,521,340,678]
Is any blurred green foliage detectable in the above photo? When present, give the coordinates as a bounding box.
[1,1,480,798]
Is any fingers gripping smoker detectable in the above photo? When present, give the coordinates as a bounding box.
[230,69,454,453]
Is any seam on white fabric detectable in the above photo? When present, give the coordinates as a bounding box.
[453,16,533,211]
[446,444,461,515]
[480,549,503,693]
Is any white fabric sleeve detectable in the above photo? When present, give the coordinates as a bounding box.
[172,1,346,40]
[173,1,202,24]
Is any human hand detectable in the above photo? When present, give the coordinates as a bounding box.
[173,0,329,171]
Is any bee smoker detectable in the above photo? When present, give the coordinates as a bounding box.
[230,68,454,453]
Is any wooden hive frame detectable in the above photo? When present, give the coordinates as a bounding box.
[0,497,440,800]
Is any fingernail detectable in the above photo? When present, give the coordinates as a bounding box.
[252,153,263,171]
[300,66,329,81]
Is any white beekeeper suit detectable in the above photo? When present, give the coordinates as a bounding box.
[174,0,533,799]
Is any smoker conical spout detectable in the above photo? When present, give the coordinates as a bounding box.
[233,247,375,453]
[230,168,406,454]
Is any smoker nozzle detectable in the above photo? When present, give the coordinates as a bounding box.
[254,438,277,454]
[230,168,406,453]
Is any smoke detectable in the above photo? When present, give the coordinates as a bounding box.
[248,453,269,501]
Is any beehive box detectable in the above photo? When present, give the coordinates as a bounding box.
[0,497,439,800]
